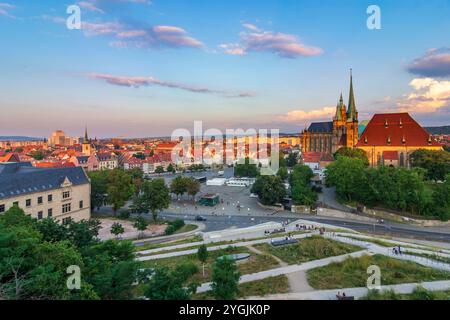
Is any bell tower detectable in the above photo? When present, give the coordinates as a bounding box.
[82,126,92,155]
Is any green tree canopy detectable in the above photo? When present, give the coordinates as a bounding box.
[334,147,369,166]
[234,157,259,178]
[250,175,286,205]
[137,179,170,222]
[211,256,240,300]
[410,149,450,181]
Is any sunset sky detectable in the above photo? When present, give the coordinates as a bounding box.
[0,0,449,138]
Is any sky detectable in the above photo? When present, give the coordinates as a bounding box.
[0,0,449,138]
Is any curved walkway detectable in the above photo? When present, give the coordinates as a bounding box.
[245,280,450,300]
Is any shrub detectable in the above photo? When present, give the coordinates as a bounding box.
[118,209,131,219]
[165,225,176,235]
[175,262,199,281]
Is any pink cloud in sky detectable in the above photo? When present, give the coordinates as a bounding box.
[86,73,255,98]
[219,24,323,58]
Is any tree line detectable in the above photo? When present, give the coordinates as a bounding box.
[326,156,450,220]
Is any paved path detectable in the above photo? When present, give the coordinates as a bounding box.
[245,279,450,300]
[196,250,369,293]
[137,233,313,261]
[247,245,313,293]
[327,234,450,271]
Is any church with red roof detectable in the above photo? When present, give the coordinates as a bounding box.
[357,112,442,167]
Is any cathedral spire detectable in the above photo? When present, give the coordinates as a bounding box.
[335,93,344,120]
[84,125,89,142]
[347,69,357,121]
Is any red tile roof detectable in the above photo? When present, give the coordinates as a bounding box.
[0,153,20,163]
[357,113,441,147]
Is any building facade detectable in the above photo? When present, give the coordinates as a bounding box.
[302,71,359,155]
[357,112,443,167]
[0,162,91,222]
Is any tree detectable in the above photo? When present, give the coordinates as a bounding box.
[185,177,201,201]
[110,222,125,239]
[129,167,144,196]
[325,157,368,202]
[132,152,145,160]
[155,166,165,174]
[211,256,240,300]
[234,157,259,178]
[167,163,176,173]
[144,267,197,300]
[170,175,187,198]
[0,207,139,300]
[88,170,109,211]
[106,169,134,215]
[334,147,369,166]
[251,175,286,205]
[81,240,139,299]
[286,153,298,167]
[29,150,47,161]
[277,166,288,181]
[289,165,317,205]
[138,179,171,222]
[432,174,450,221]
[133,216,148,239]
[410,149,450,181]
[197,245,209,278]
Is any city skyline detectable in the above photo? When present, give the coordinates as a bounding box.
[1,0,449,138]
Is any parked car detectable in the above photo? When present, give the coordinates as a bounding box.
[195,215,207,221]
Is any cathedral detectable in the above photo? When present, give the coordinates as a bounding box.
[301,71,359,155]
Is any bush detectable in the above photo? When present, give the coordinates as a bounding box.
[170,219,185,230]
[165,225,176,235]
[118,209,131,219]
[175,262,199,281]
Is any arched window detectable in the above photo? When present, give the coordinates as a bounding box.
[399,152,405,167]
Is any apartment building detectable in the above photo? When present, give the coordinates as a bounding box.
[0,162,90,223]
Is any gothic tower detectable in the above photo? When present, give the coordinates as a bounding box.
[82,126,92,156]
[346,69,359,148]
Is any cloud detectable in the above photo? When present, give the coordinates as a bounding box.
[0,2,16,18]
[78,20,203,49]
[86,73,255,98]
[218,43,246,56]
[219,24,323,58]
[396,77,450,113]
[407,47,450,77]
[277,106,335,123]
[78,1,105,14]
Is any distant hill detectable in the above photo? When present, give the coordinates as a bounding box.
[0,136,44,142]
[425,126,450,135]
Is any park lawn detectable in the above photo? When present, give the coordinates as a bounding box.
[343,235,440,252]
[133,235,203,252]
[362,287,450,300]
[254,236,362,265]
[141,246,280,284]
[307,254,450,290]
[174,224,198,234]
[404,251,450,264]
[192,275,290,300]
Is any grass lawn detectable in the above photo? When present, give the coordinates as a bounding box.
[343,235,439,252]
[307,254,450,290]
[141,246,280,284]
[254,236,362,265]
[362,287,450,300]
[192,275,290,300]
[133,235,203,252]
[404,251,450,264]
[174,224,198,234]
